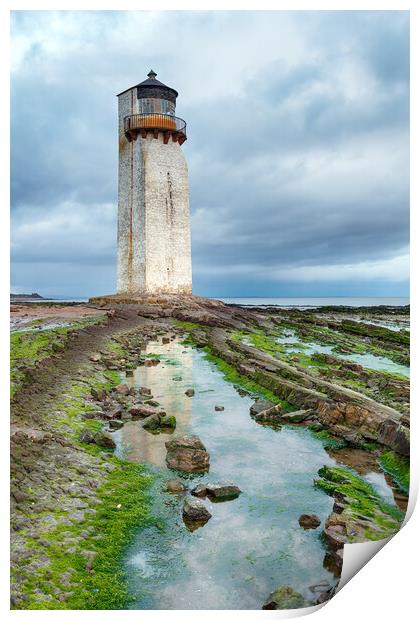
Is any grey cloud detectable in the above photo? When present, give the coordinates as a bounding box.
[11,11,409,297]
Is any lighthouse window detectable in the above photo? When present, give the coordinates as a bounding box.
[139,98,175,115]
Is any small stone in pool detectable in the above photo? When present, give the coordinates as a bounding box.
[185,388,195,397]
[164,479,186,494]
[214,405,224,411]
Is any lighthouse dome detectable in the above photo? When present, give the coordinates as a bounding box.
[136,70,178,104]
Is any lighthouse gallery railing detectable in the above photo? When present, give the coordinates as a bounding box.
[123,113,187,139]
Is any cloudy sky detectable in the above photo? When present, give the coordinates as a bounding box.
[11,10,409,299]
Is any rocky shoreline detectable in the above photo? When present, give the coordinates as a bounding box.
[10,295,409,609]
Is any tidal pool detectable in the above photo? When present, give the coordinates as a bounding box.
[113,338,395,610]
[276,332,410,378]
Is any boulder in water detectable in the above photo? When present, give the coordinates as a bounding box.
[206,482,241,501]
[298,514,321,529]
[165,434,210,473]
[191,483,208,497]
[182,496,212,527]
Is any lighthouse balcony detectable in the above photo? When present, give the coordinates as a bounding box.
[124,113,187,144]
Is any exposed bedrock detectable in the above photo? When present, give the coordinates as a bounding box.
[203,328,409,456]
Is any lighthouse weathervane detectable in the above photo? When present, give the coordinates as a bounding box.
[117,70,192,295]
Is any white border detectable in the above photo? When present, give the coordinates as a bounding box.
[2,2,417,619]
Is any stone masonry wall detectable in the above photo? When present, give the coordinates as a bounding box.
[117,87,192,294]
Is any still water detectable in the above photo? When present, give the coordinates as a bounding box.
[276,332,410,378]
[113,338,395,610]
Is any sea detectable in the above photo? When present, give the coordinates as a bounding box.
[16,296,409,308]
[218,297,409,308]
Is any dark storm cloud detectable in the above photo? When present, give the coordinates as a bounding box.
[11,10,409,297]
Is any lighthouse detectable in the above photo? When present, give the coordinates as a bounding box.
[116,71,192,295]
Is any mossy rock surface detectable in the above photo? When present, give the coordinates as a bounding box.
[315,465,404,542]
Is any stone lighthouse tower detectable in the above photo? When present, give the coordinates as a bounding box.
[117,70,192,295]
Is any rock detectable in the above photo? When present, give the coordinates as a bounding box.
[109,420,124,430]
[125,369,134,377]
[185,388,195,397]
[93,431,116,449]
[280,410,311,423]
[129,405,157,419]
[191,484,208,497]
[101,405,122,420]
[165,434,210,473]
[89,353,101,362]
[308,581,331,594]
[315,586,336,605]
[142,413,163,432]
[254,404,284,423]
[115,384,130,396]
[140,387,152,396]
[143,413,176,432]
[144,399,159,407]
[144,358,160,367]
[298,514,321,529]
[90,387,107,401]
[162,337,171,344]
[214,405,224,411]
[250,399,275,417]
[164,479,186,494]
[206,482,241,501]
[79,429,95,444]
[262,585,308,610]
[160,415,176,429]
[182,496,212,524]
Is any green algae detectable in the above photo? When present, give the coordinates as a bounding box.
[19,460,157,610]
[315,466,404,541]
[11,328,71,398]
[10,317,108,398]
[310,430,347,451]
[379,450,410,495]
[202,347,294,411]
[11,331,158,610]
